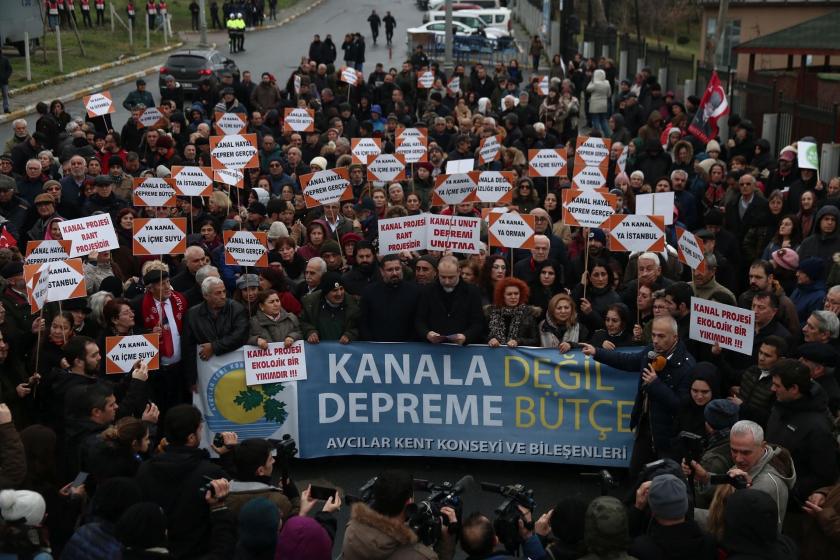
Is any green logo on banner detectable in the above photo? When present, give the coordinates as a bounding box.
[807,144,819,168]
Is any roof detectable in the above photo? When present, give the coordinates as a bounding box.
[734,10,840,55]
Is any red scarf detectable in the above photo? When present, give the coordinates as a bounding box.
[140,291,187,331]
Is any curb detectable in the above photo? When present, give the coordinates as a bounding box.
[180,0,324,37]
[8,42,184,98]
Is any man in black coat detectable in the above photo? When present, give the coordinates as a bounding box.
[341,241,381,296]
[383,11,396,46]
[582,316,696,477]
[360,255,419,342]
[0,49,11,114]
[766,359,840,503]
[724,173,771,266]
[135,404,232,558]
[415,255,485,345]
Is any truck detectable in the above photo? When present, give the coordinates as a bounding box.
[1,0,45,56]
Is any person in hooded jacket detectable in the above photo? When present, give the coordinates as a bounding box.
[632,139,672,185]
[586,69,611,137]
[721,490,798,560]
[797,204,840,270]
[577,496,636,560]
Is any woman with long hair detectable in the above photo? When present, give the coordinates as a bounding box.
[571,259,621,332]
[30,312,74,375]
[762,214,802,260]
[270,237,306,284]
[528,261,565,313]
[512,177,539,214]
[89,416,150,484]
[257,267,302,315]
[486,277,537,348]
[539,293,588,352]
[248,289,301,349]
[479,254,509,305]
[796,190,817,238]
[589,303,635,349]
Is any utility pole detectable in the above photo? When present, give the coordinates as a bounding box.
[444,0,453,70]
[713,0,730,69]
[198,0,209,47]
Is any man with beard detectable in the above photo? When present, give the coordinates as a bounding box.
[341,242,381,295]
[737,260,800,336]
[359,254,419,342]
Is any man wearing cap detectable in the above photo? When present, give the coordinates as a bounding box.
[122,79,155,112]
[797,342,840,415]
[630,474,715,560]
[0,175,28,239]
[0,261,34,342]
[213,87,247,116]
[23,192,59,243]
[134,265,189,411]
[688,399,741,489]
[83,175,127,218]
[299,271,360,344]
[319,240,344,273]
[250,73,282,114]
[765,147,798,206]
[160,75,185,112]
[243,202,268,233]
[791,257,827,326]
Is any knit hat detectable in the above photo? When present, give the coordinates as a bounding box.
[237,498,279,551]
[319,271,344,293]
[797,256,824,281]
[267,221,289,240]
[320,239,341,256]
[108,155,124,168]
[155,164,171,178]
[0,261,23,279]
[0,175,15,191]
[156,135,174,150]
[275,515,333,560]
[704,399,739,431]
[236,273,260,290]
[705,139,721,154]
[798,342,839,366]
[588,228,606,245]
[115,502,168,549]
[0,489,47,525]
[252,187,270,206]
[310,156,328,171]
[99,275,124,297]
[416,254,438,269]
[647,474,688,520]
[770,248,798,272]
[779,146,797,161]
[34,193,55,205]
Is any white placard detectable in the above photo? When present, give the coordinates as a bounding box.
[244,341,307,385]
[690,297,754,355]
[635,192,675,225]
[446,159,474,174]
[797,141,819,171]
[59,214,119,257]
[378,214,428,255]
[426,215,481,254]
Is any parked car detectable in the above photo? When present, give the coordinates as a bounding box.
[422,3,482,22]
[158,49,240,93]
[428,0,503,9]
[421,12,511,38]
[458,8,512,33]
[406,19,508,42]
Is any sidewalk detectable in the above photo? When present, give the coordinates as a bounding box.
[0,0,323,124]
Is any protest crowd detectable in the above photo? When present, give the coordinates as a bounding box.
[1,17,840,559]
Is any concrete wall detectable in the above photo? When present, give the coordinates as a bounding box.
[699,6,836,79]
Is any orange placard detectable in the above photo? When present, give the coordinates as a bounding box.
[283,107,316,133]
[210,133,259,169]
[132,218,188,255]
[132,177,178,207]
[105,334,160,374]
[83,91,115,117]
[300,167,353,208]
[223,230,269,267]
[213,112,248,135]
[527,148,567,177]
[431,172,480,206]
[604,214,666,253]
[487,212,536,249]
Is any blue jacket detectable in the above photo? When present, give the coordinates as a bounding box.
[791,280,826,326]
[593,342,695,452]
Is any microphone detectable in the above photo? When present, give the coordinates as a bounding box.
[647,350,667,372]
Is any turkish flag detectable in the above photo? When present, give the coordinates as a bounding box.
[688,71,730,145]
[0,226,17,248]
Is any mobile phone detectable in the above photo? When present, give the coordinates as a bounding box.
[310,485,337,501]
[71,472,89,488]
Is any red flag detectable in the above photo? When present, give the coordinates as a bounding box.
[0,226,17,248]
[688,71,730,145]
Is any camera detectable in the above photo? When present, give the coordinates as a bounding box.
[678,431,705,465]
[345,476,378,506]
[581,469,618,496]
[407,476,472,546]
[268,434,298,473]
[708,473,750,489]
[480,482,536,552]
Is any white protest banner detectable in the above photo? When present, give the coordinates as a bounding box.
[446,159,474,174]
[340,66,360,86]
[690,297,754,355]
[798,141,819,171]
[676,227,707,273]
[528,148,567,177]
[171,166,214,197]
[562,189,616,228]
[24,258,87,309]
[213,112,248,135]
[573,136,611,189]
[244,340,307,385]
[426,215,481,254]
[475,171,515,204]
[378,214,428,255]
[25,240,72,265]
[132,218,187,255]
[396,127,428,141]
[83,92,115,118]
[351,137,382,165]
[416,70,435,89]
[604,214,666,252]
[366,153,406,183]
[224,230,268,267]
[294,74,302,95]
[138,107,165,129]
[447,76,460,95]
[105,334,160,374]
[617,145,628,174]
[60,214,119,257]
[635,192,675,225]
[537,75,550,96]
[395,135,428,163]
[300,167,352,208]
[23,264,50,313]
[210,134,259,169]
[431,173,479,206]
[488,212,536,249]
[478,135,502,164]
[283,107,315,133]
[132,177,178,207]
[213,167,245,188]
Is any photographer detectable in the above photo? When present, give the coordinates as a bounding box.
[342,469,456,560]
[227,438,297,518]
[682,420,795,529]
[460,509,549,560]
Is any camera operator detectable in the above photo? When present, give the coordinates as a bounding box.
[682,420,795,529]
[135,404,231,558]
[227,438,297,518]
[341,469,457,560]
[460,509,550,560]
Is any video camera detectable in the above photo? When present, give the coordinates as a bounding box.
[268,434,298,473]
[708,473,749,489]
[678,431,705,465]
[407,476,472,546]
[581,469,618,496]
[480,482,536,552]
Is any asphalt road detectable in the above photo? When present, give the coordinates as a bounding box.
[1,0,423,142]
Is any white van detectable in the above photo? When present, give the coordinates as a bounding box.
[458,8,512,33]
[426,9,511,37]
[428,0,502,10]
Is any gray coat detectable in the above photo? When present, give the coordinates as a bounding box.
[247,310,301,346]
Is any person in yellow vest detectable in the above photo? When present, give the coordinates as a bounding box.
[234,13,246,52]
[226,13,239,53]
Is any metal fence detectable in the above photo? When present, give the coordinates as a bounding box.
[406,33,521,67]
